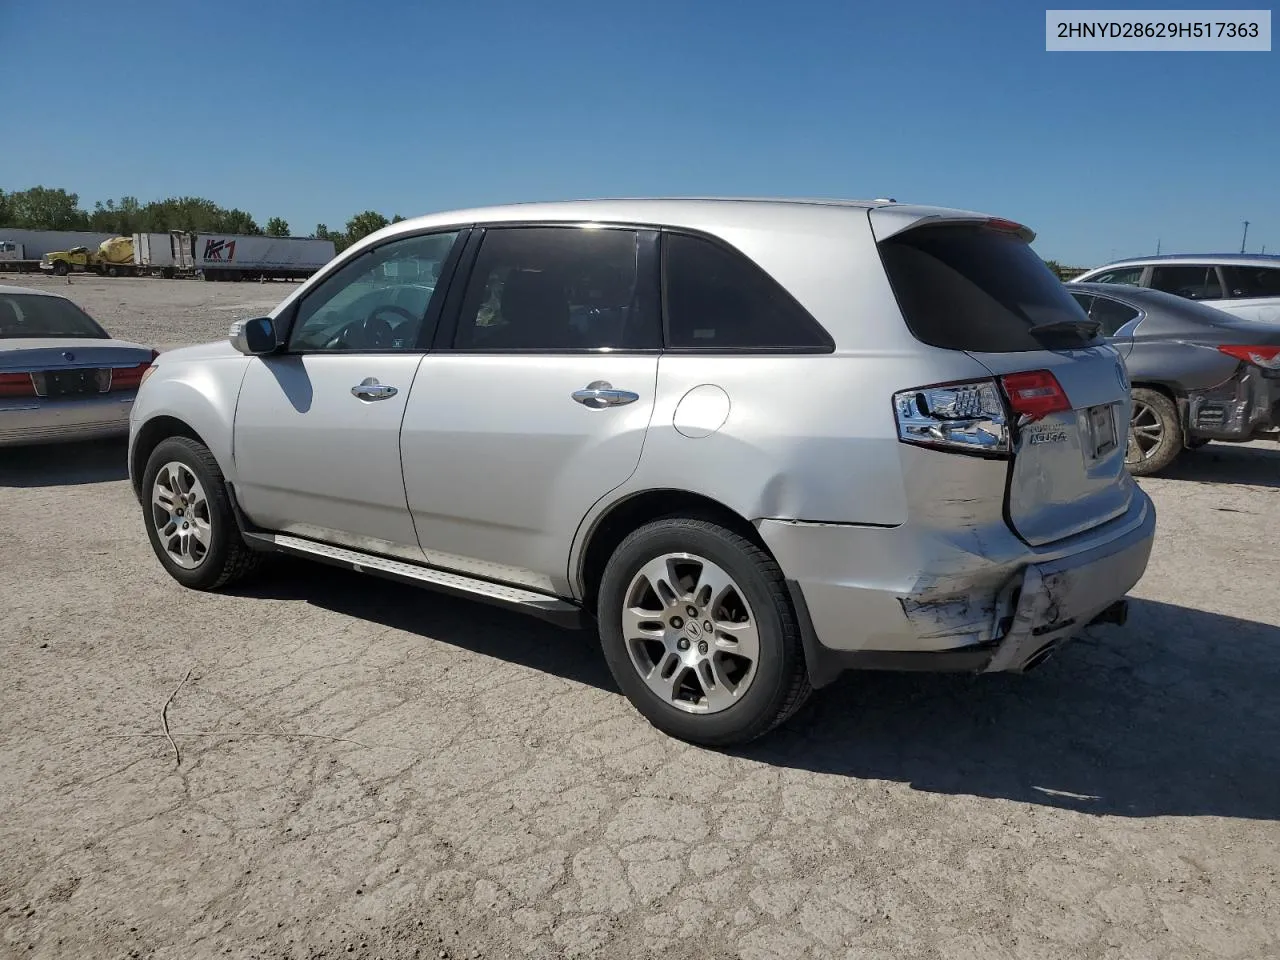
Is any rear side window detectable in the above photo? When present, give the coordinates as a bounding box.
[1089,296,1141,335]
[663,233,832,351]
[1223,265,1280,299]
[452,227,659,351]
[878,225,1098,352]
[1150,265,1223,301]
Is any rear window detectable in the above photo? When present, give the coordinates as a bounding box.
[879,225,1098,352]
[0,294,109,339]
[1223,265,1280,299]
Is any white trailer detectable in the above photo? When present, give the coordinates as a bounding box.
[132,231,197,278]
[195,234,336,281]
[0,229,118,262]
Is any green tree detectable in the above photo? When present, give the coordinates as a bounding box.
[0,189,9,226]
[343,210,390,248]
[1042,258,1066,281]
[391,214,407,224]
[265,217,290,237]
[4,187,88,229]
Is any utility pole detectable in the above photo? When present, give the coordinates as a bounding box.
[1241,221,1250,254]
[1156,238,1161,255]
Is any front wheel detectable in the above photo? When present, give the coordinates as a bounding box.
[1126,387,1183,476]
[597,518,812,746]
[141,437,262,590]
[52,262,68,276]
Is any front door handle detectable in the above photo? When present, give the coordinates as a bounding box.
[572,380,639,409]
[351,377,398,401]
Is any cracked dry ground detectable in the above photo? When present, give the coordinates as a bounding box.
[1,440,1278,960]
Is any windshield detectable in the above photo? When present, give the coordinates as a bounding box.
[0,294,110,339]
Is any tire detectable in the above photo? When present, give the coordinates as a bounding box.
[597,518,812,747]
[106,265,119,278]
[1126,387,1183,476]
[52,262,68,276]
[141,436,262,591]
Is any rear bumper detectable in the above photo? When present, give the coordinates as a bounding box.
[760,489,1156,687]
[0,393,135,446]
[1185,366,1280,441]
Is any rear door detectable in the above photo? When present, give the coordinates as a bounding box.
[401,225,661,593]
[875,217,1132,546]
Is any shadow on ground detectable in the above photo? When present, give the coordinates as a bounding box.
[1159,442,1280,489]
[235,559,1280,822]
[0,438,128,487]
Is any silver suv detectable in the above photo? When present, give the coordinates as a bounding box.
[129,199,1156,745]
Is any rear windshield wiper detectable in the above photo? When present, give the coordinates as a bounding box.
[1029,318,1101,339]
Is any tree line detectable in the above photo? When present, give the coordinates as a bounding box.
[0,186,406,252]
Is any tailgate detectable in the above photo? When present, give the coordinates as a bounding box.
[970,347,1132,544]
[874,210,1134,547]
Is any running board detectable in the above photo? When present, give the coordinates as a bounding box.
[244,532,586,629]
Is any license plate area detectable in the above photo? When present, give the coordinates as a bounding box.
[36,369,104,398]
[1086,402,1117,458]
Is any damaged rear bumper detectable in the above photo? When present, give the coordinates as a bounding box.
[763,490,1156,688]
[1185,366,1280,441]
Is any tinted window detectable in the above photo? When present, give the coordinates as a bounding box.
[1090,296,1141,336]
[453,227,656,351]
[0,294,109,339]
[1150,265,1223,301]
[663,234,831,350]
[1088,266,1144,286]
[1069,293,1095,314]
[1223,265,1280,299]
[879,225,1098,352]
[289,231,460,351]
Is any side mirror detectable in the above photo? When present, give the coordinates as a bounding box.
[229,317,277,356]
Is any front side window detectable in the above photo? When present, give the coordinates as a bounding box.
[1088,266,1144,286]
[1089,296,1141,336]
[287,231,460,352]
[663,233,832,350]
[1150,265,1224,301]
[452,227,656,351]
[1223,265,1280,299]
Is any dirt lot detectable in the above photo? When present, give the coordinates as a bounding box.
[2,276,1278,959]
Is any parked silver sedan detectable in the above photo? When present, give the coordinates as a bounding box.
[0,286,157,446]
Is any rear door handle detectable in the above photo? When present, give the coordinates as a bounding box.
[572,380,639,409]
[351,377,398,401]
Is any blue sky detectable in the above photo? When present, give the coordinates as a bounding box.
[3,0,1275,265]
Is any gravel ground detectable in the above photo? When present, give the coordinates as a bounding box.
[1,276,1278,959]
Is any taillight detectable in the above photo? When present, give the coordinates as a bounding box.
[0,372,36,397]
[893,379,1010,455]
[999,370,1071,422]
[1218,345,1280,370]
[109,351,160,391]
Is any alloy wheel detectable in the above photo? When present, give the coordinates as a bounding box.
[1126,400,1164,465]
[151,461,212,569]
[622,553,760,714]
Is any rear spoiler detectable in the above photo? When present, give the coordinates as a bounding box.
[869,205,1036,244]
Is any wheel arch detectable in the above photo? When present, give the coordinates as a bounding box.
[130,416,212,500]
[574,488,772,612]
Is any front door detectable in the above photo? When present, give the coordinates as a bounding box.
[233,229,463,559]
[401,225,661,593]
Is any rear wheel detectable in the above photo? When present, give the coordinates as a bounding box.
[106,265,119,278]
[1126,388,1182,476]
[597,518,811,746]
[142,437,262,590]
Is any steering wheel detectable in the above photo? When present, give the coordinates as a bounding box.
[354,304,419,349]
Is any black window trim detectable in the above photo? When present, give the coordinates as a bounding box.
[275,225,472,356]
[432,222,664,355]
[658,228,835,355]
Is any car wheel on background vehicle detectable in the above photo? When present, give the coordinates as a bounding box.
[597,517,812,747]
[1126,387,1183,476]
[52,262,68,276]
[142,437,262,591]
